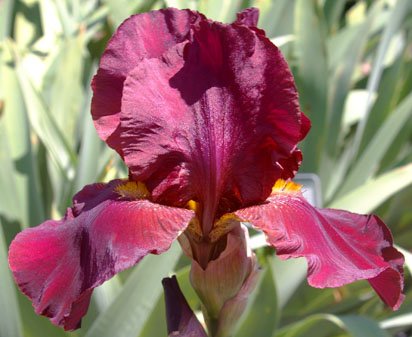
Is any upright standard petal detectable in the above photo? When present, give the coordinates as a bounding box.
[117,15,309,226]
[91,8,202,152]
[8,180,193,330]
[235,180,404,309]
[234,7,259,27]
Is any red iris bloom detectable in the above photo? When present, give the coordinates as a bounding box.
[8,7,404,331]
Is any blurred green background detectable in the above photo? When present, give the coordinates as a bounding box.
[1,0,412,336]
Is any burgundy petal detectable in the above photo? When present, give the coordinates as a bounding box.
[235,181,404,309]
[8,180,193,330]
[235,7,259,27]
[91,8,202,153]
[117,14,308,215]
[162,276,208,337]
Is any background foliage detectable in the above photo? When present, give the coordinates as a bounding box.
[1,0,412,336]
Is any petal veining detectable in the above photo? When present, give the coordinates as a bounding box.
[8,180,193,330]
[235,185,404,309]
[117,15,308,228]
[91,8,202,152]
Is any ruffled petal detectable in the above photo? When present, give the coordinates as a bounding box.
[8,180,193,330]
[235,181,404,309]
[117,13,308,211]
[91,8,202,152]
[234,8,259,27]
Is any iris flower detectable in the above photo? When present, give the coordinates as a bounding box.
[9,7,404,331]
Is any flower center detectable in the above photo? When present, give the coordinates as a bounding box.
[272,179,302,193]
[115,181,150,199]
[184,206,241,269]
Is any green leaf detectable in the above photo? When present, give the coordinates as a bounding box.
[234,264,278,337]
[342,90,377,129]
[10,42,77,179]
[54,0,77,37]
[92,276,123,313]
[0,221,23,337]
[257,0,295,38]
[324,143,353,202]
[13,0,43,48]
[321,7,377,195]
[350,0,411,161]
[380,105,412,171]
[175,265,201,310]
[275,314,389,337]
[281,283,348,321]
[1,45,45,227]
[380,313,412,330]
[85,244,181,337]
[44,34,85,149]
[338,315,390,337]
[137,292,167,337]
[0,122,21,222]
[102,0,133,27]
[323,0,346,33]
[294,0,328,173]
[83,8,109,43]
[330,163,412,213]
[73,67,105,192]
[102,0,157,27]
[325,7,376,157]
[0,0,14,39]
[337,92,412,197]
[270,255,307,309]
[359,50,404,155]
[199,0,243,22]
[275,314,337,337]
[39,0,63,38]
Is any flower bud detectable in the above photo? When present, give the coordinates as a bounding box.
[162,276,208,337]
[189,224,259,336]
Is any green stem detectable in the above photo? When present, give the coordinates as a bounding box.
[203,307,219,337]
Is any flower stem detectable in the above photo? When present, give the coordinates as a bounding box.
[205,315,219,337]
[202,305,221,337]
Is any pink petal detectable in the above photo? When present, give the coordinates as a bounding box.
[235,185,404,309]
[8,180,193,330]
[91,8,203,153]
[116,13,308,211]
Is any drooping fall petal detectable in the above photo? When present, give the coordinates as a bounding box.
[235,181,404,310]
[112,11,308,216]
[162,276,208,337]
[8,180,193,330]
